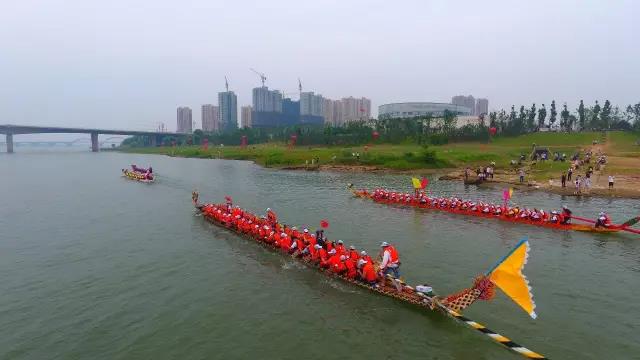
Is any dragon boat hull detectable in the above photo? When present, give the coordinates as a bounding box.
[193,199,547,359]
[351,190,624,234]
[122,173,154,183]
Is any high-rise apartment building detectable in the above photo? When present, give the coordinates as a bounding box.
[201,104,219,132]
[218,91,238,132]
[252,87,283,113]
[176,106,193,133]
[241,106,253,128]
[341,97,371,123]
[452,95,477,115]
[300,92,324,117]
[475,98,489,116]
[323,98,344,126]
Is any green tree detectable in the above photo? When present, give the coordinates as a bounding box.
[442,110,457,134]
[591,100,601,129]
[560,103,570,131]
[549,100,557,128]
[600,100,612,129]
[489,111,497,127]
[537,104,547,129]
[527,103,536,131]
[577,100,585,130]
[192,129,204,145]
[518,105,527,131]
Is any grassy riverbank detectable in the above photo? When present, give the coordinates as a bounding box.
[122,131,640,196]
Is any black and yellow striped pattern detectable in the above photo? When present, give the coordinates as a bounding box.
[383,274,547,359]
[441,305,547,359]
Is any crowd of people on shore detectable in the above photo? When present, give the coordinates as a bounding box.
[198,200,402,287]
[363,188,613,228]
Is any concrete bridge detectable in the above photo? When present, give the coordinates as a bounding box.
[0,125,185,153]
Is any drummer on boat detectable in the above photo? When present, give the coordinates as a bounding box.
[379,242,400,278]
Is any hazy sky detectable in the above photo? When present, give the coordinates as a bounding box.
[1,0,638,135]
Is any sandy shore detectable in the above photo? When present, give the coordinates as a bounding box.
[438,170,640,199]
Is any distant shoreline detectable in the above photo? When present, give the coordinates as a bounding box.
[119,142,640,200]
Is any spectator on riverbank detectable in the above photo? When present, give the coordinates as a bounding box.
[519,169,525,183]
[608,175,614,189]
[574,175,582,195]
[561,172,567,188]
[567,167,573,181]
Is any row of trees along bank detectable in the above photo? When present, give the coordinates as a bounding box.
[121,100,640,148]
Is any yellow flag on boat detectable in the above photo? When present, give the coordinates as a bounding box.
[509,188,514,197]
[411,177,422,189]
[487,238,537,319]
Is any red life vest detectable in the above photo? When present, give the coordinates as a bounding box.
[345,259,357,279]
[308,246,319,260]
[348,250,359,261]
[328,255,345,273]
[318,248,328,262]
[386,246,400,266]
[362,262,377,282]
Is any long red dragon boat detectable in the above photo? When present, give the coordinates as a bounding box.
[349,187,640,236]
[192,192,547,359]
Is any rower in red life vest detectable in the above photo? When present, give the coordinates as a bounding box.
[595,212,611,228]
[325,240,334,253]
[291,236,306,256]
[360,251,373,265]
[549,211,560,223]
[279,233,292,251]
[321,249,337,268]
[266,208,278,224]
[316,245,328,264]
[335,240,346,255]
[330,255,347,274]
[358,259,378,287]
[344,255,357,279]
[307,243,320,260]
[379,242,400,278]
[348,246,359,261]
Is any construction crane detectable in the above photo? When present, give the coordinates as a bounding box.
[298,78,302,94]
[250,68,267,87]
[224,76,229,92]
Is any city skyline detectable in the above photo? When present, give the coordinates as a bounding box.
[3,1,638,138]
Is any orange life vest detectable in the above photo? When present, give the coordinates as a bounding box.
[362,262,377,282]
[345,258,357,279]
[386,245,400,266]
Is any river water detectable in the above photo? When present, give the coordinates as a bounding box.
[1,150,639,360]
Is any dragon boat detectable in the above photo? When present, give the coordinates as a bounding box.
[350,187,640,236]
[121,169,154,183]
[193,192,547,359]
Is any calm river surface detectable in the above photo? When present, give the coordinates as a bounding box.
[1,150,639,360]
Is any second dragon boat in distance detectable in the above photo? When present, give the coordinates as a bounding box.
[349,186,640,235]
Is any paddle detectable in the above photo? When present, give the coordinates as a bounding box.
[570,215,596,224]
[620,216,640,228]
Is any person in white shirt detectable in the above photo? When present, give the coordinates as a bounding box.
[379,242,400,278]
[608,175,614,189]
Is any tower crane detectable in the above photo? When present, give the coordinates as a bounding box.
[250,68,267,87]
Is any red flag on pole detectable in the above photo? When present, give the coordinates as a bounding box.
[421,178,429,189]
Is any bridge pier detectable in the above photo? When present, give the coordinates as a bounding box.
[6,133,13,153]
[150,135,157,147]
[91,132,99,152]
